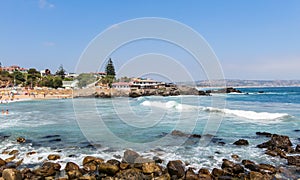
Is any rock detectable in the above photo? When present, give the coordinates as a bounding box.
[106,159,120,166]
[115,168,144,180]
[2,168,22,180]
[185,168,199,180]
[142,162,161,174]
[98,163,119,176]
[0,158,6,166]
[8,150,19,156]
[65,162,80,172]
[120,163,130,170]
[211,168,225,177]
[171,130,188,137]
[123,150,140,164]
[82,156,104,165]
[16,137,26,143]
[232,164,244,174]
[249,171,266,180]
[287,156,300,166]
[155,173,171,180]
[167,160,185,178]
[153,156,163,164]
[198,168,212,179]
[78,175,96,180]
[259,163,276,174]
[26,151,37,156]
[5,156,16,163]
[265,148,287,158]
[67,170,82,179]
[47,154,61,160]
[242,160,260,172]
[231,154,240,161]
[257,134,293,152]
[21,168,39,180]
[34,162,61,177]
[233,139,249,146]
[221,159,235,169]
[295,144,300,153]
[256,132,272,137]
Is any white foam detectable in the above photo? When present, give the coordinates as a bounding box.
[140,100,197,111]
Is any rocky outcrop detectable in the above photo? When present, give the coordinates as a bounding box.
[257,134,293,152]
[233,139,249,146]
[167,160,185,178]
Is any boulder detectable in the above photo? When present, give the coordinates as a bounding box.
[107,159,120,167]
[185,168,199,180]
[242,160,260,172]
[287,156,300,166]
[8,150,19,156]
[211,168,225,177]
[231,154,240,161]
[2,168,22,180]
[82,156,104,165]
[16,137,26,143]
[249,171,267,180]
[123,150,140,164]
[153,156,163,164]
[0,158,6,166]
[142,162,161,175]
[34,162,61,177]
[256,132,272,137]
[47,154,61,160]
[259,164,276,174]
[257,134,293,152]
[115,168,144,180]
[65,162,80,172]
[119,163,130,170]
[98,163,119,176]
[295,144,300,153]
[67,169,82,179]
[167,160,185,178]
[233,139,249,146]
[198,168,212,179]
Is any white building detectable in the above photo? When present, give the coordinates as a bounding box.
[112,82,131,89]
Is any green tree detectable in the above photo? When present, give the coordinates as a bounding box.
[76,73,97,88]
[55,64,66,78]
[53,76,63,88]
[26,68,41,87]
[13,71,26,85]
[105,58,116,77]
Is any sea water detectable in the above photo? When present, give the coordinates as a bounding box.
[0,87,299,172]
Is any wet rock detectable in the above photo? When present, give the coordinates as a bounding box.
[119,163,130,170]
[34,162,61,177]
[115,168,144,180]
[98,163,119,176]
[233,139,249,146]
[221,159,235,169]
[287,156,300,166]
[65,162,80,172]
[123,150,140,164]
[211,168,225,177]
[8,150,19,156]
[167,160,185,178]
[107,159,120,167]
[249,171,269,180]
[221,159,244,175]
[153,156,163,164]
[5,156,16,163]
[26,151,37,156]
[259,163,276,174]
[256,132,272,137]
[257,134,293,152]
[198,168,212,179]
[295,144,300,153]
[0,158,6,166]
[2,168,22,180]
[16,137,26,143]
[82,156,104,165]
[242,160,260,172]
[231,154,240,161]
[21,168,39,180]
[47,154,61,160]
[185,168,199,180]
[78,175,97,180]
[67,169,82,179]
[142,162,161,174]
[155,173,171,180]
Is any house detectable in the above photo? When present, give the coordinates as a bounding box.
[1,65,28,73]
[130,78,162,89]
[112,82,131,89]
[62,80,78,89]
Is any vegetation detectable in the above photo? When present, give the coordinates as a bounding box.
[0,65,71,89]
[76,73,97,88]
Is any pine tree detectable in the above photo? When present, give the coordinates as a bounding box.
[105,58,116,77]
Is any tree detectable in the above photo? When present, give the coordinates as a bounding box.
[53,76,63,88]
[13,71,26,85]
[105,58,116,77]
[56,64,66,78]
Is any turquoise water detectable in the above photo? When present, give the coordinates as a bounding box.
[0,87,299,172]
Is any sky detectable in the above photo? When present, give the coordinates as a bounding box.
[0,0,300,80]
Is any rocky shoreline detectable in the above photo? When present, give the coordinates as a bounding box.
[0,132,299,179]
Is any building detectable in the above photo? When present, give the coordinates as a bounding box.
[112,82,131,89]
[130,78,162,89]
[62,80,78,89]
[65,73,79,79]
[0,65,28,73]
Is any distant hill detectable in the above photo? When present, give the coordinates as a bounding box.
[177,79,300,87]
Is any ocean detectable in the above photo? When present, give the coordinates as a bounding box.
[0,87,299,174]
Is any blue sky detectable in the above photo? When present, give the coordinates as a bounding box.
[0,0,299,80]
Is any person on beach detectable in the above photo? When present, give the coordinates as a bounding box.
[5,109,8,115]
